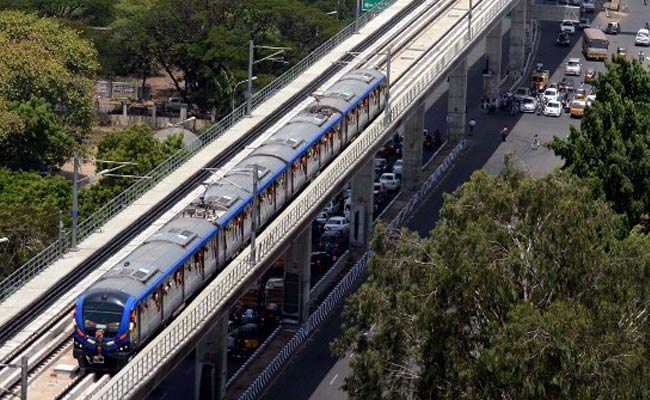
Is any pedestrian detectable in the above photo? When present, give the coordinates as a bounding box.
[500,124,509,142]
[468,118,476,136]
[531,134,540,150]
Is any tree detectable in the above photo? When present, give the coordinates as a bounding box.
[78,124,185,219]
[0,168,70,279]
[334,164,650,399]
[0,11,99,133]
[0,0,116,26]
[549,57,650,226]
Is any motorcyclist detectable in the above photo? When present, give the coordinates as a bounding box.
[536,61,543,71]
[639,50,645,63]
[500,124,509,142]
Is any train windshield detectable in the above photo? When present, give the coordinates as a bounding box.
[83,301,123,336]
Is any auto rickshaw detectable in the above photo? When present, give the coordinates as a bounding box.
[584,68,596,83]
[617,47,628,59]
[236,323,261,357]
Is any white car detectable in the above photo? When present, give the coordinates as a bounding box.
[636,29,650,46]
[392,159,403,175]
[543,88,559,103]
[560,20,577,35]
[379,172,401,191]
[586,94,597,106]
[323,216,349,233]
[519,96,537,113]
[565,58,582,76]
[544,101,562,117]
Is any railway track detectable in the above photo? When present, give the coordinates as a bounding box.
[0,0,445,397]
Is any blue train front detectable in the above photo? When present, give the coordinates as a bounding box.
[72,68,388,371]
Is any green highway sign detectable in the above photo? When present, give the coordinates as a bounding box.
[361,0,382,11]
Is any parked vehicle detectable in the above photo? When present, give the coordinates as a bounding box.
[544,101,563,117]
[379,172,401,191]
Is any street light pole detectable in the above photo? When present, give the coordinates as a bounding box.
[355,0,361,33]
[232,77,257,112]
[246,40,255,117]
[72,150,79,250]
[0,356,28,400]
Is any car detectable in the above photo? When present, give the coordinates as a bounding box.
[318,231,348,258]
[560,20,577,34]
[379,172,401,191]
[586,94,597,106]
[315,210,329,226]
[544,101,563,117]
[584,68,596,83]
[565,58,582,76]
[635,29,650,46]
[556,32,571,47]
[373,182,386,203]
[617,47,628,59]
[570,100,586,118]
[323,200,338,216]
[519,96,537,113]
[579,18,590,29]
[165,97,184,111]
[604,21,621,34]
[581,0,595,12]
[323,216,349,233]
[392,159,403,175]
[559,77,576,92]
[561,91,575,112]
[374,157,388,175]
[514,87,531,101]
[311,251,333,273]
[543,88,559,103]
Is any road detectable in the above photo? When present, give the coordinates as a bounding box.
[260,9,645,399]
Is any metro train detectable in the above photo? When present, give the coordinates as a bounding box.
[72,68,388,371]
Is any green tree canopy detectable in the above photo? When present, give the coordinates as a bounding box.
[111,0,344,114]
[78,124,185,218]
[549,57,650,226]
[334,165,650,399]
[0,168,70,279]
[0,11,99,170]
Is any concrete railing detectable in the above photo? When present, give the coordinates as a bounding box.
[91,0,515,396]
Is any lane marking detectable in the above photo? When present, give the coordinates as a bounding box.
[330,373,339,386]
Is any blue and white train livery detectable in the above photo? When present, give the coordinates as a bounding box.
[73,69,388,371]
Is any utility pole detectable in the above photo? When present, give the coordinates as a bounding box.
[247,40,254,117]
[251,165,258,262]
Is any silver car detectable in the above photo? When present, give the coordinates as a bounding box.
[519,96,537,113]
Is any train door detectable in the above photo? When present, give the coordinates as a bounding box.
[259,189,274,227]
[306,145,320,179]
[369,88,380,120]
[345,110,357,143]
[162,273,183,320]
[275,172,288,210]
[333,125,343,154]
[290,157,307,195]
[320,133,332,165]
[224,216,245,260]
[185,252,203,296]
[358,97,370,130]
[139,291,162,341]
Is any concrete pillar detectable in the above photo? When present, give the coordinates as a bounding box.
[509,0,528,75]
[447,57,468,141]
[283,225,311,324]
[402,102,424,191]
[350,158,374,254]
[121,102,128,126]
[180,104,188,122]
[484,20,503,99]
[195,315,228,400]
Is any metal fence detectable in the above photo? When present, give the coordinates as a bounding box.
[0,0,401,304]
[91,0,514,396]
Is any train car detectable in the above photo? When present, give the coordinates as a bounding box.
[72,69,387,371]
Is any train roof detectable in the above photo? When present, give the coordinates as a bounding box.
[318,69,385,113]
[91,217,217,298]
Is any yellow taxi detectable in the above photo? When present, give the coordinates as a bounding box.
[570,100,586,118]
[617,47,628,59]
